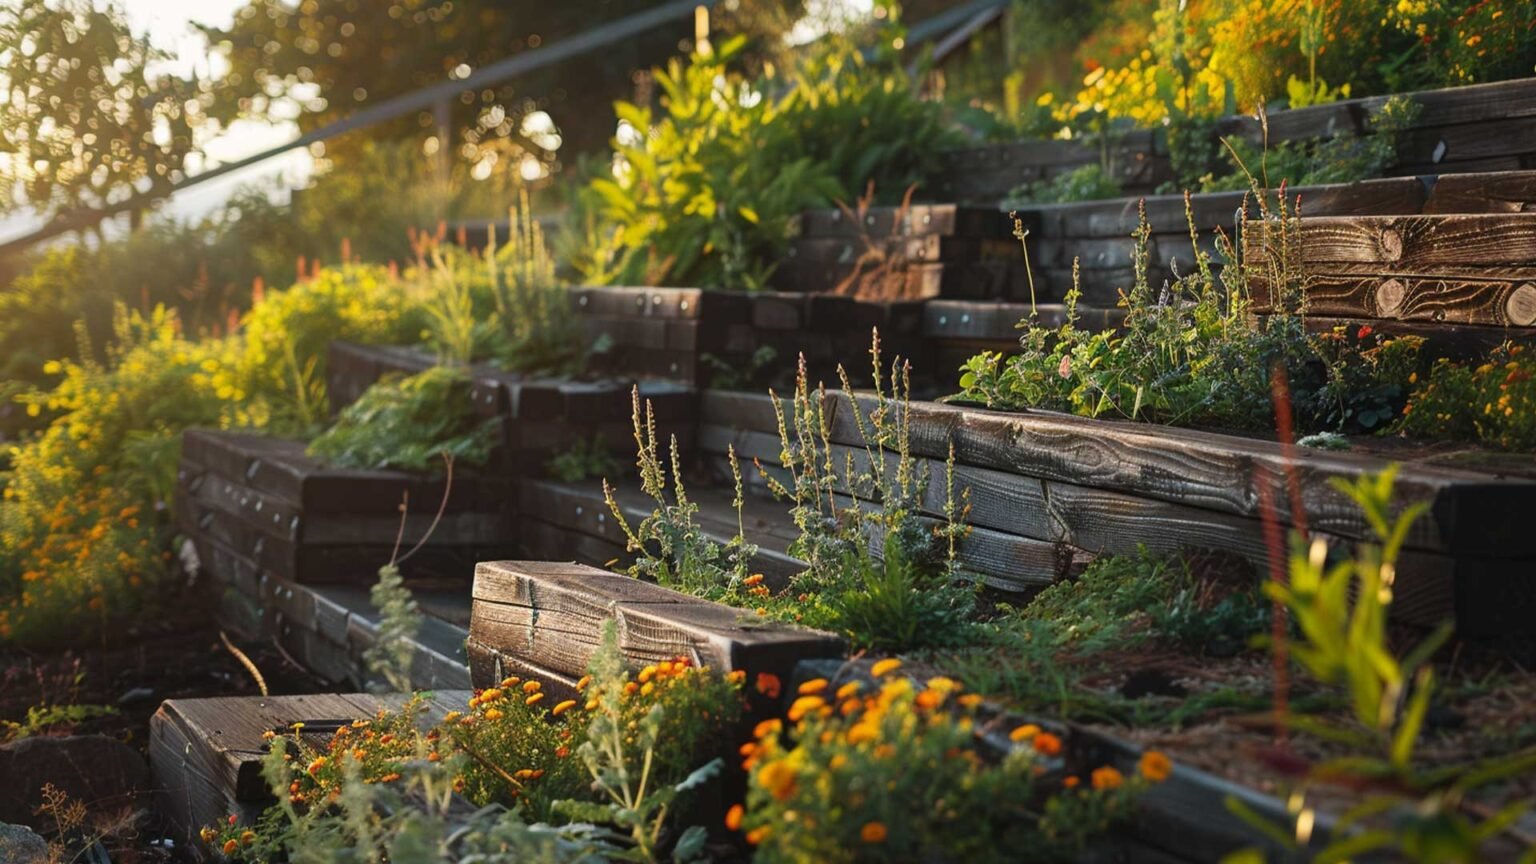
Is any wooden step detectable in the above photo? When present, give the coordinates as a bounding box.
[150,691,467,852]
[466,560,842,706]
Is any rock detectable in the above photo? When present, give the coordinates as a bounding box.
[117,687,156,707]
[0,822,48,864]
[0,736,151,829]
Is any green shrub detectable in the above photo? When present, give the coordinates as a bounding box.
[308,368,499,473]
[954,198,1424,436]
[1007,163,1124,205]
[570,38,955,290]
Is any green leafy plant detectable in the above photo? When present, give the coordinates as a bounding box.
[1,702,117,743]
[308,368,499,473]
[556,622,739,863]
[570,37,954,290]
[546,437,620,484]
[1200,96,1421,193]
[1007,163,1124,205]
[954,194,1425,438]
[1226,467,1536,862]
[606,387,758,597]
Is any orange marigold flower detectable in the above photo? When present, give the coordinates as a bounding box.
[525,692,545,706]
[753,718,782,739]
[1063,776,1080,789]
[746,826,770,845]
[555,745,570,758]
[1009,724,1040,743]
[725,803,744,831]
[638,665,658,683]
[521,680,541,693]
[307,756,328,775]
[576,674,593,691]
[514,768,545,780]
[1139,750,1172,783]
[1032,732,1063,756]
[755,672,782,699]
[860,822,888,843]
[1091,766,1124,790]
[199,828,217,844]
[499,676,521,688]
[484,708,504,721]
[958,693,984,709]
[223,839,239,855]
[871,658,902,677]
[743,573,765,586]
[836,681,862,700]
[623,681,640,696]
[797,678,829,695]
[552,699,577,716]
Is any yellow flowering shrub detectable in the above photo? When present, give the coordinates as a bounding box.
[234,263,425,434]
[735,664,1168,862]
[1397,343,1536,452]
[0,260,438,645]
[0,306,241,645]
[1039,0,1535,134]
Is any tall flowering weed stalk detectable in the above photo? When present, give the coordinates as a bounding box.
[956,193,1425,437]
[732,660,1171,863]
[752,332,976,650]
[606,386,758,597]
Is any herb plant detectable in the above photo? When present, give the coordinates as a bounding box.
[954,194,1424,437]
[308,368,499,474]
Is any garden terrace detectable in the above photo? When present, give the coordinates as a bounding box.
[933,76,1536,205]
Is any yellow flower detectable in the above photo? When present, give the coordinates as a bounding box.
[871,658,902,677]
[788,695,826,722]
[758,759,797,801]
[552,699,577,716]
[525,692,545,706]
[797,678,829,695]
[483,708,504,721]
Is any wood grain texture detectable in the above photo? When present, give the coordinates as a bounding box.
[150,692,468,847]
[1283,274,1536,326]
[467,560,842,690]
[812,391,1536,559]
[1268,213,1536,266]
[1423,171,1536,214]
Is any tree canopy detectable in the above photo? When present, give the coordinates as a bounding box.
[0,0,202,219]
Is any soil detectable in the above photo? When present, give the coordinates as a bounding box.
[0,589,331,861]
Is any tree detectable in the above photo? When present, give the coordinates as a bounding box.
[201,0,803,176]
[0,0,202,221]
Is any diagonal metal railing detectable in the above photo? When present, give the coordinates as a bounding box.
[0,0,717,256]
[1,0,1009,257]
